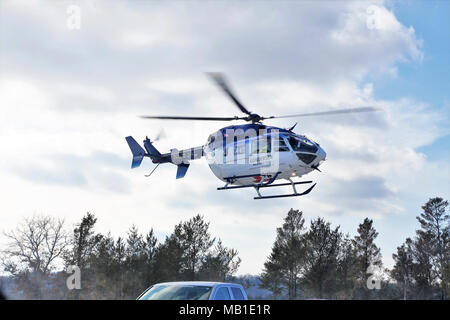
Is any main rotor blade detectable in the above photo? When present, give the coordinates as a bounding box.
[140,115,244,121]
[267,107,380,119]
[207,72,252,115]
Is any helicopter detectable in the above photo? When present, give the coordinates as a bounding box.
[125,73,378,199]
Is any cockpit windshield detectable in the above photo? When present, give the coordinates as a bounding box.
[288,135,318,153]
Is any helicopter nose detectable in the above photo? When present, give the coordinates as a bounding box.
[317,146,326,162]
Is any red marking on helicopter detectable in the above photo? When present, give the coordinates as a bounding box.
[253,176,271,183]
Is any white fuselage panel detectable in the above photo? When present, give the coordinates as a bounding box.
[203,133,325,185]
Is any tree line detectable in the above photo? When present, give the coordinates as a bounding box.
[0,214,240,299]
[260,197,449,300]
[0,197,448,300]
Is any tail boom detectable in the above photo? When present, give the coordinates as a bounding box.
[125,136,203,179]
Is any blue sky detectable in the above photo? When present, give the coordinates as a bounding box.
[374,0,450,266]
[381,1,449,101]
[378,0,450,162]
[379,0,450,202]
[389,0,450,162]
[0,0,449,275]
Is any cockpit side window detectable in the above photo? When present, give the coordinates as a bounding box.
[288,136,300,150]
[274,135,290,152]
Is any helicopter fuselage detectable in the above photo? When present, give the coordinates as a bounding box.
[202,124,326,185]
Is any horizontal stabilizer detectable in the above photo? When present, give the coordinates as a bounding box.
[176,163,190,179]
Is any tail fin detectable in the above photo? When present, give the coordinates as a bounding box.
[143,137,162,159]
[125,136,146,168]
[125,136,192,179]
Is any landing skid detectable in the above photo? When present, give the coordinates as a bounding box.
[218,173,316,200]
[253,183,316,200]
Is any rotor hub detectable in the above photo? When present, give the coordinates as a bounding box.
[246,113,262,123]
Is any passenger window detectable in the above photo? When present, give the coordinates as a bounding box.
[251,137,271,155]
[231,287,244,300]
[251,140,258,155]
[235,143,245,155]
[258,137,270,154]
[228,146,234,158]
[266,136,272,153]
[215,287,231,300]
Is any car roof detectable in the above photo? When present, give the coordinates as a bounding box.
[153,281,241,287]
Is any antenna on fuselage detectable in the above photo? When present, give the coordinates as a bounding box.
[288,123,298,131]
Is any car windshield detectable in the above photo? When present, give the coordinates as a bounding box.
[139,284,213,300]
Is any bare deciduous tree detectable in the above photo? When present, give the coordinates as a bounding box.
[2,215,67,275]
